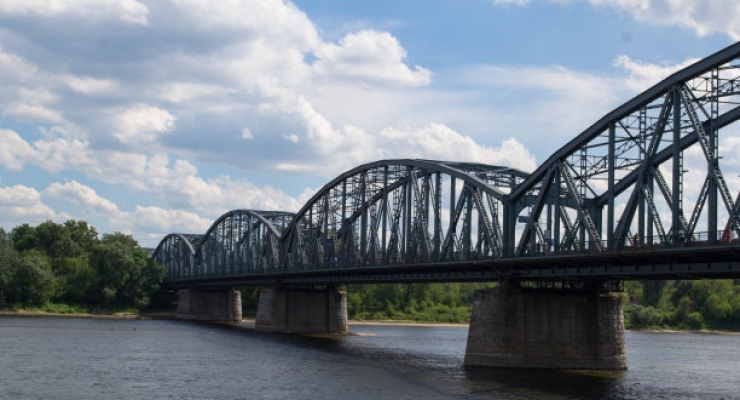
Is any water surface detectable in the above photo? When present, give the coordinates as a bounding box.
[1,317,738,399]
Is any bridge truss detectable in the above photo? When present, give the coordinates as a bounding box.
[154,42,740,287]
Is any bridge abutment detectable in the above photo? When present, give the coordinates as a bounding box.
[464,280,626,370]
[254,286,348,334]
[176,288,242,322]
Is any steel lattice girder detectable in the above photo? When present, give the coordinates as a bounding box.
[279,160,528,271]
[507,41,740,256]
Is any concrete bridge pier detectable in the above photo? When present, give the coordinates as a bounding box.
[255,286,348,334]
[176,288,242,322]
[464,279,627,370]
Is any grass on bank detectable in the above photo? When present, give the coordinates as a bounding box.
[351,303,472,324]
[2,302,139,315]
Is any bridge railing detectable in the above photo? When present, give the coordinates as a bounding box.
[524,230,737,257]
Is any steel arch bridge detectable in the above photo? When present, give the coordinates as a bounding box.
[154,42,740,288]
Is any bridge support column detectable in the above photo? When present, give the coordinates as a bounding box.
[254,286,348,334]
[464,280,626,370]
[176,288,242,322]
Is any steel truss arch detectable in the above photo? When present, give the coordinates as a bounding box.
[152,233,200,281]
[279,159,529,271]
[154,210,293,282]
[507,41,740,256]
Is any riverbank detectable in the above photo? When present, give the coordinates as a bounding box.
[631,328,740,335]
[3,311,740,334]
[0,310,175,320]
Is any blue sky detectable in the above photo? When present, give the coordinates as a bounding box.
[0,0,737,247]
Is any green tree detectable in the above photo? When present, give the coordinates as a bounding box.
[62,220,99,256]
[55,256,97,304]
[90,232,164,309]
[11,223,38,252]
[641,280,666,307]
[6,250,57,307]
[0,228,15,306]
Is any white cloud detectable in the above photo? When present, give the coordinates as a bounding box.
[130,205,212,235]
[613,54,700,92]
[378,125,538,171]
[63,75,119,96]
[0,184,59,226]
[2,102,64,123]
[589,0,740,40]
[0,0,149,25]
[0,129,38,170]
[284,134,300,143]
[0,184,42,206]
[40,180,215,245]
[451,63,627,148]
[17,87,58,104]
[156,82,225,105]
[113,104,175,145]
[171,0,320,48]
[44,181,122,218]
[0,46,38,82]
[493,0,740,40]
[314,30,432,87]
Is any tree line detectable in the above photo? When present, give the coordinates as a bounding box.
[624,279,740,330]
[0,220,165,313]
[3,220,740,331]
[334,280,740,330]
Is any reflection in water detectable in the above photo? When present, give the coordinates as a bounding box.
[0,317,739,399]
[464,367,627,399]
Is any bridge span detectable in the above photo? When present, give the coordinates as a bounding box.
[153,42,740,370]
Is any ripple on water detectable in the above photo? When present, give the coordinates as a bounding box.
[1,318,739,399]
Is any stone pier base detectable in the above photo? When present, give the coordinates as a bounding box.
[176,288,242,322]
[255,287,348,334]
[464,283,626,370]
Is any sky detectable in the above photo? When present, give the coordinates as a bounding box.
[0,0,737,247]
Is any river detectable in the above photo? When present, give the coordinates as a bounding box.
[1,316,738,399]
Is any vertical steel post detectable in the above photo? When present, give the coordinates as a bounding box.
[360,173,367,262]
[607,122,615,249]
[708,68,719,242]
[381,165,388,263]
[672,86,683,234]
[554,167,561,254]
[433,172,442,260]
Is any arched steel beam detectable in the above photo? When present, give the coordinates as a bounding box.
[595,105,740,206]
[152,233,199,259]
[152,233,201,281]
[511,41,740,200]
[279,159,528,270]
[196,209,286,256]
[504,41,740,256]
[281,160,528,242]
[286,159,524,226]
[194,209,292,277]
[335,162,530,237]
